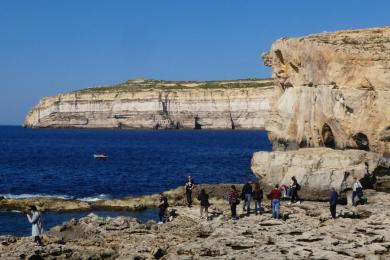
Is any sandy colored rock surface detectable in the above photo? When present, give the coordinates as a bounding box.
[24,79,276,130]
[251,147,390,200]
[262,27,390,155]
[2,189,390,259]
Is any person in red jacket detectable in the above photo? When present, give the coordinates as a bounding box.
[269,184,282,219]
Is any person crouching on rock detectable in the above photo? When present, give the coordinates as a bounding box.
[329,187,338,219]
[26,205,44,246]
[241,180,253,216]
[158,193,169,224]
[269,184,282,219]
[185,175,195,207]
[197,189,210,220]
[228,185,239,220]
[253,183,263,215]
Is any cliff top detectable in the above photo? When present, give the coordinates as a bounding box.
[73,78,273,93]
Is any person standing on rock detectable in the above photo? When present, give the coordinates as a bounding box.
[158,193,169,224]
[329,187,339,219]
[253,183,263,215]
[185,176,195,207]
[26,205,44,246]
[269,184,282,219]
[288,176,301,205]
[197,189,210,220]
[228,185,239,220]
[241,180,253,216]
[352,177,363,206]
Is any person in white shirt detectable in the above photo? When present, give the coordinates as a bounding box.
[352,177,363,206]
[26,205,44,246]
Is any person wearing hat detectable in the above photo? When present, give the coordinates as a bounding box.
[26,205,44,246]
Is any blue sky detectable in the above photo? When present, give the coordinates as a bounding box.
[1,1,389,125]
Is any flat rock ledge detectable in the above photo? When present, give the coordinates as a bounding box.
[0,184,239,212]
[2,190,390,259]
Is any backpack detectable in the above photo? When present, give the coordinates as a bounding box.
[296,183,301,191]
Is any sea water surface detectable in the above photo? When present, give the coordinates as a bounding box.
[0,126,272,235]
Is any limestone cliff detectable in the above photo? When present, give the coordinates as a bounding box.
[262,27,390,156]
[24,79,275,129]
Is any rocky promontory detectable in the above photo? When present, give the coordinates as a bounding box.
[24,79,275,129]
[262,27,390,155]
[252,26,390,201]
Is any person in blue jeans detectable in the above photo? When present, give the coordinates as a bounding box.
[241,180,253,216]
[253,183,263,215]
[269,184,282,219]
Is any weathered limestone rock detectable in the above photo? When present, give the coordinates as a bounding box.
[251,148,389,200]
[262,27,390,155]
[3,189,390,259]
[24,79,276,130]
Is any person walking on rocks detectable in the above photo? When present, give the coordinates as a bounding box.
[185,176,195,207]
[329,187,338,219]
[241,180,253,216]
[158,193,169,224]
[269,184,282,219]
[228,185,239,220]
[352,177,363,206]
[288,176,301,205]
[26,205,44,246]
[253,183,263,215]
[197,189,210,219]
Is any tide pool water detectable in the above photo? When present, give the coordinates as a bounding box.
[0,209,159,236]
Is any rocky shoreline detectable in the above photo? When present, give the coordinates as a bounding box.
[0,184,240,213]
[2,186,390,259]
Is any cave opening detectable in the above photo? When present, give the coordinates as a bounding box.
[353,133,369,151]
[322,123,336,149]
[194,115,202,130]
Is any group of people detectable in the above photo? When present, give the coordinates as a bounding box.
[26,175,366,246]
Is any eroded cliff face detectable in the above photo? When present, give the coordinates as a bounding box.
[262,27,390,156]
[24,79,276,129]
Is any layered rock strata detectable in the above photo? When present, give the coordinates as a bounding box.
[262,27,390,155]
[2,190,390,259]
[251,148,390,200]
[24,79,275,129]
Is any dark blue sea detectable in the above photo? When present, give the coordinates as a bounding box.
[0,126,272,236]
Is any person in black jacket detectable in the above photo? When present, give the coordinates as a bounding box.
[184,176,195,207]
[253,183,263,215]
[158,193,169,224]
[329,187,338,219]
[289,176,301,204]
[197,189,210,219]
[241,180,253,216]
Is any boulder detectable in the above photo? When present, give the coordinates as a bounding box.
[251,148,388,200]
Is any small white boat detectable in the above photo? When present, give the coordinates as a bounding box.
[94,153,108,159]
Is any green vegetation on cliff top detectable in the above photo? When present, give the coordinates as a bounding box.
[74,78,273,93]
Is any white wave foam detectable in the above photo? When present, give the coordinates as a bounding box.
[0,193,112,202]
[78,194,112,202]
[0,194,74,200]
